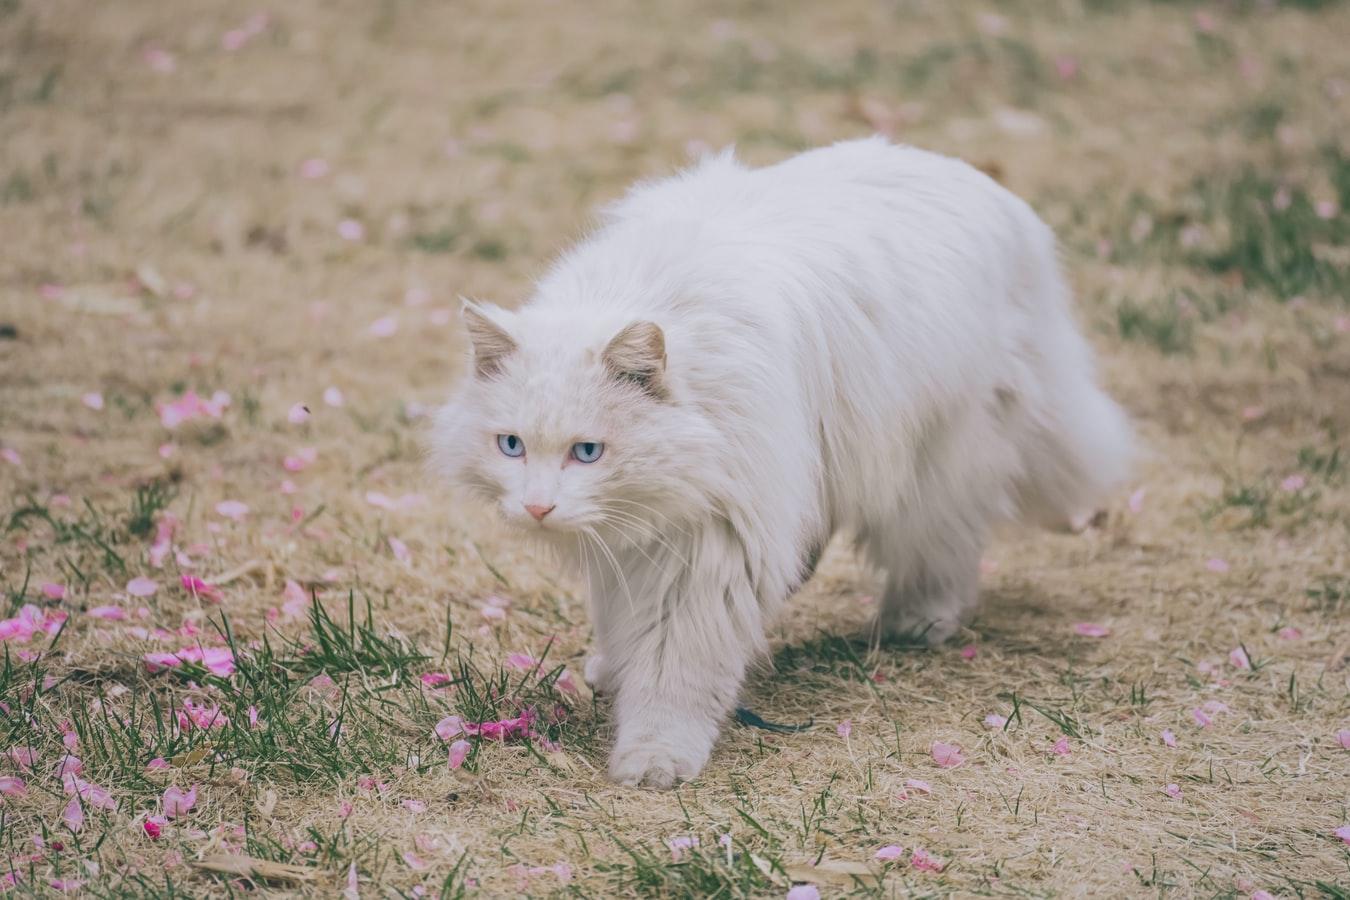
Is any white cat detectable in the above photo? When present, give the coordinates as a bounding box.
[430,138,1131,788]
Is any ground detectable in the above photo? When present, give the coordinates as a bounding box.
[1,0,1348,896]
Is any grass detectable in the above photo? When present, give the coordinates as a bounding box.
[1,0,1349,896]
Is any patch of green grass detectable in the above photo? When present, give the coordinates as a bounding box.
[1115,296,1195,355]
[594,832,787,899]
[1306,576,1347,615]
[1108,148,1349,302]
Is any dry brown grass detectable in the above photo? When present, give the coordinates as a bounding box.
[1,0,1348,896]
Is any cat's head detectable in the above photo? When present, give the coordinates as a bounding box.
[431,300,717,541]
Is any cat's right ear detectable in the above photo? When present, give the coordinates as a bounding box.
[461,299,517,378]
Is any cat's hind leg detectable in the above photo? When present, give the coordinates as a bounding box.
[863,515,985,647]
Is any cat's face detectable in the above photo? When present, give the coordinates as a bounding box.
[432,302,716,541]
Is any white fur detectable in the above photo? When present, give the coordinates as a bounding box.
[430,138,1132,788]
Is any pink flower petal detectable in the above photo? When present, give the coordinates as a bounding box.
[1161,729,1177,748]
[448,739,471,770]
[434,716,464,742]
[163,784,197,818]
[1280,474,1306,492]
[339,219,366,242]
[1335,825,1350,846]
[874,844,904,861]
[389,537,411,564]
[1278,627,1302,641]
[931,741,965,768]
[904,778,932,794]
[506,652,538,671]
[215,500,248,522]
[1192,708,1212,728]
[1205,557,1230,573]
[1163,783,1182,799]
[126,577,158,598]
[61,798,84,832]
[1128,487,1146,513]
[299,158,330,179]
[401,799,426,813]
[287,403,311,425]
[1073,622,1110,638]
[1,448,21,466]
[1051,736,1071,756]
[983,714,1007,729]
[0,775,26,797]
[323,386,345,407]
[82,392,104,411]
[836,720,852,738]
[402,851,428,871]
[180,575,223,603]
[959,644,978,660]
[1337,729,1350,750]
[41,582,66,600]
[144,815,166,839]
[1229,647,1251,670]
[785,887,820,900]
[85,605,125,620]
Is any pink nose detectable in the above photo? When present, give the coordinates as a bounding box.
[524,503,555,522]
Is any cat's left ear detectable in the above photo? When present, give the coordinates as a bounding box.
[461,299,517,378]
[602,321,667,400]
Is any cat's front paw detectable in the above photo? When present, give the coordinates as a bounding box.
[608,739,708,789]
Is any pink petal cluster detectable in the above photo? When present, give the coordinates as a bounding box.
[144,646,235,677]
[931,741,966,768]
[910,847,946,872]
[62,774,116,810]
[434,708,537,742]
[0,605,67,642]
[176,699,229,730]
[157,390,230,429]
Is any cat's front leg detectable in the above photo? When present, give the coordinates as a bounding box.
[600,557,760,788]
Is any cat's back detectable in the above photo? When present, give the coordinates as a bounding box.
[605,137,1022,243]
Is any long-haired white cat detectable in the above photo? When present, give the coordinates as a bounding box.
[431,138,1131,788]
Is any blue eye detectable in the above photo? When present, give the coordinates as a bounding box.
[571,441,604,463]
[497,434,525,457]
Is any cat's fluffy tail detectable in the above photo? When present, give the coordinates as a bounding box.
[1017,362,1134,531]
